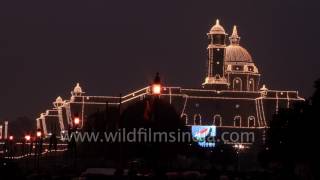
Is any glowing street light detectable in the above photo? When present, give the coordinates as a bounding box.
[234,144,245,150]
[36,129,42,138]
[9,135,13,141]
[25,135,31,141]
[152,84,161,95]
[151,72,162,95]
[74,117,80,126]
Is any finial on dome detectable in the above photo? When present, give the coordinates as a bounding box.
[72,82,84,96]
[40,113,45,119]
[53,96,64,107]
[229,25,240,45]
[209,19,226,35]
[56,96,63,102]
[260,84,268,91]
[74,83,82,92]
[232,25,238,36]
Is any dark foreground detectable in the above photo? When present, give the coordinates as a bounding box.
[0,149,314,180]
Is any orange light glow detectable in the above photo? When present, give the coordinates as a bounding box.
[152,84,161,95]
[25,135,31,141]
[36,131,42,137]
[74,117,80,125]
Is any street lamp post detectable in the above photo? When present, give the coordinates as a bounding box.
[150,72,162,124]
[35,129,42,170]
[24,135,31,169]
[74,117,80,128]
[24,135,31,156]
[36,130,42,138]
[151,72,162,96]
[9,135,13,141]
[234,144,245,171]
[8,136,14,158]
[151,73,162,124]
[71,115,80,167]
[25,135,31,141]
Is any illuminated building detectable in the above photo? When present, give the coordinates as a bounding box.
[0,125,2,139]
[38,20,304,145]
[5,121,8,139]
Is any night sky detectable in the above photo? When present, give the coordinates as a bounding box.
[0,0,319,120]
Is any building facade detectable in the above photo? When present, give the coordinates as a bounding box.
[38,20,304,145]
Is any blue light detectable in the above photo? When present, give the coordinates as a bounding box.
[191,126,216,148]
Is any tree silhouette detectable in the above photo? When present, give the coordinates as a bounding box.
[120,96,188,172]
[263,78,320,179]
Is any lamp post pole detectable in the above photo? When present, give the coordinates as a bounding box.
[151,72,162,97]
[24,135,31,169]
[72,115,80,167]
[8,136,14,159]
[35,129,42,170]
[24,135,31,155]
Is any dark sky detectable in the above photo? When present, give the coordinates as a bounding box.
[0,0,319,120]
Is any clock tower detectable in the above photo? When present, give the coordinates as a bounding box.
[203,19,228,90]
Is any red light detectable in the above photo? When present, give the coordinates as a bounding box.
[74,117,80,125]
[152,84,161,95]
[9,135,13,140]
[37,131,42,137]
[25,135,31,141]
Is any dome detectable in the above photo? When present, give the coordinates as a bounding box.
[225,45,252,62]
[209,19,226,34]
[53,96,64,107]
[56,96,63,103]
[73,83,83,94]
[225,25,252,62]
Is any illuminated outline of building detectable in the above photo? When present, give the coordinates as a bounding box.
[38,20,304,144]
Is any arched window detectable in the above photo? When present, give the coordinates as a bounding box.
[181,113,188,125]
[213,114,222,126]
[248,78,255,91]
[248,116,255,127]
[194,114,202,125]
[233,77,242,91]
[234,115,241,127]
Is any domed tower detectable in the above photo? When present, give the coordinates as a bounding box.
[224,26,260,91]
[203,19,228,90]
[53,96,65,133]
[71,83,85,96]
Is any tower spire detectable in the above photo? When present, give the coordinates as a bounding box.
[229,25,240,45]
[232,25,238,36]
[203,19,228,89]
[209,19,226,35]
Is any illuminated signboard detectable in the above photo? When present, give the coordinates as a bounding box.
[191,126,216,148]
